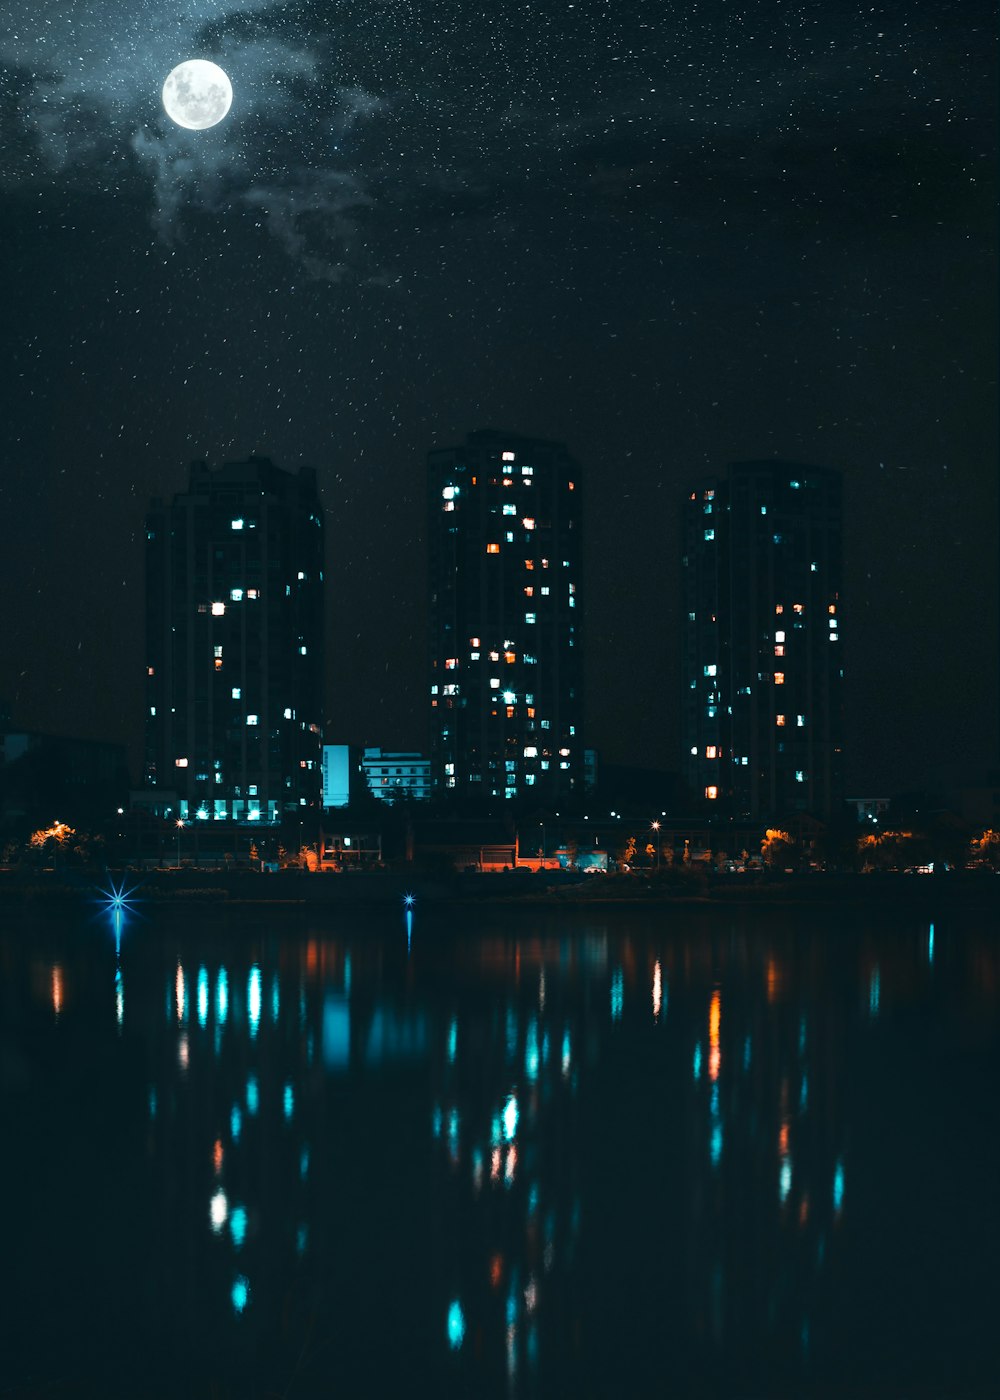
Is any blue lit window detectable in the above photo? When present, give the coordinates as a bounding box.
[704,528,715,541]
[231,518,244,530]
[246,715,258,726]
[704,664,717,677]
[525,612,537,624]
[760,505,767,515]
[230,588,243,601]
[795,770,805,782]
[299,645,307,655]
[503,504,517,516]
[790,479,801,489]
[232,687,241,700]
[796,714,806,727]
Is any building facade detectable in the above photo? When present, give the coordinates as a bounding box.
[361,748,432,803]
[428,430,583,801]
[145,458,324,825]
[682,461,843,820]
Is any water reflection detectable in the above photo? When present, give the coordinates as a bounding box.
[4,909,997,1397]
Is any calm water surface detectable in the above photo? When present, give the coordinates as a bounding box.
[1,900,997,1398]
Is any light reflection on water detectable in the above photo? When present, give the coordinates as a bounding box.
[2,905,998,1397]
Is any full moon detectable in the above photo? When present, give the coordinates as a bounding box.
[162,60,233,130]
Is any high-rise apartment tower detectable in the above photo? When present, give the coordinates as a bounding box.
[428,430,583,801]
[144,458,324,824]
[682,461,843,820]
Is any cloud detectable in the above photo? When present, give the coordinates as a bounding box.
[1,1,383,277]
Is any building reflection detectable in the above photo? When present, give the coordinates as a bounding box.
[11,905,995,1398]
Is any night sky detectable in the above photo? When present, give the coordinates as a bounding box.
[1,0,996,795]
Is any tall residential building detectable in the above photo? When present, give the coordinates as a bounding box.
[428,430,583,801]
[682,461,844,820]
[144,458,324,824]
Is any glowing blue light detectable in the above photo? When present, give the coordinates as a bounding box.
[447,1300,466,1349]
[610,967,623,1021]
[230,1105,242,1142]
[246,1076,259,1116]
[403,892,415,908]
[800,1076,808,1112]
[271,974,280,1022]
[503,1094,519,1142]
[231,1275,250,1313]
[432,1105,443,1138]
[448,1108,460,1147]
[490,1113,502,1147]
[798,1016,807,1055]
[869,967,880,1018]
[710,1084,720,1118]
[833,1159,845,1212]
[406,907,413,953]
[197,968,209,1027]
[447,1018,458,1063]
[283,1083,294,1120]
[299,1147,310,1179]
[248,967,261,1037]
[561,1030,571,1075]
[779,1160,792,1203]
[217,969,229,1024]
[928,922,935,964]
[710,1123,723,1166]
[506,1009,518,1060]
[693,1042,703,1081]
[344,953,352,995]
[230,1205,247,1248]
[525,1020,539,1083]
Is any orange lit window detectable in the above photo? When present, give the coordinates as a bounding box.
[471,476,477,485]
[470,636,481,646]
[503,477,514,487]
[445,658,458,669]
[776,714,786,727]
[568,481,575,490]
[774,645,785,657]
[706,745,718,758]
[524,586,534,597]
[504,651,516,663]
[828,604,836,615]
[775,604,784,615]
[705,785,718,800]
[527,707,536,718]
[214,658,223,671]
[793,603,804,614]
[525,559,534,571]
[431,699,437,707]
[775,672,785,685]
[486,543,500,554]
[506,706,515,719]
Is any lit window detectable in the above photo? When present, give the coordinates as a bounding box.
[211,602,225,616]
[443,684,458,696]
[704,529,715,541]
[505,651,516,663]
[470,650,480,660]
[524,586,534,597]
[790,479,801,489]
[569,595,576,607]
[524,746,538,758]
[775,604,784,615]
[299,646,307,655]
[214,645,223,658]
[541,719,550,730]
[175,757,189,768]
[793,603,804,614]
[523,518,536,530]
[525,560,534,571]
[776,714,786,727]
[214,657,223,671]
[247,589,258,600]
[774,672,785,685]
[503,504,517,516]
[445,657,458,670]
[231,518,244,530]
[775,631,786,643]
[705,786,718,800]
[490,678,500,689]
[540,586,550,596]
[487,544,500,555]
[147,666,155,676]
[706,746,718,758]
[796,714,806,727]
[442,486,456,500]
[443,501,455,512]
[775,645,785,657]
[828,604,837,615]
[525,612,537,624]
[505,531,514,543]
[704,664,717,677]
[690,746,698,755]
[829,618,838,630]
[559,747,571,757]
[503,477,513,487]
[502,451,516,462]
[489,650,500,661]
[810,562,818,572]
[760,505,767,515]
[149,705,156,716]
[502,690,516,705]
[230,588,243,602]
[506,705,515,718]
[568,481,575,490]
[470,636,481,646]
[232,688,241,700]
[795,770,805,783]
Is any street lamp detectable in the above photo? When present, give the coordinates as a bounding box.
[176,818,185,869]
[651,820,661,872]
